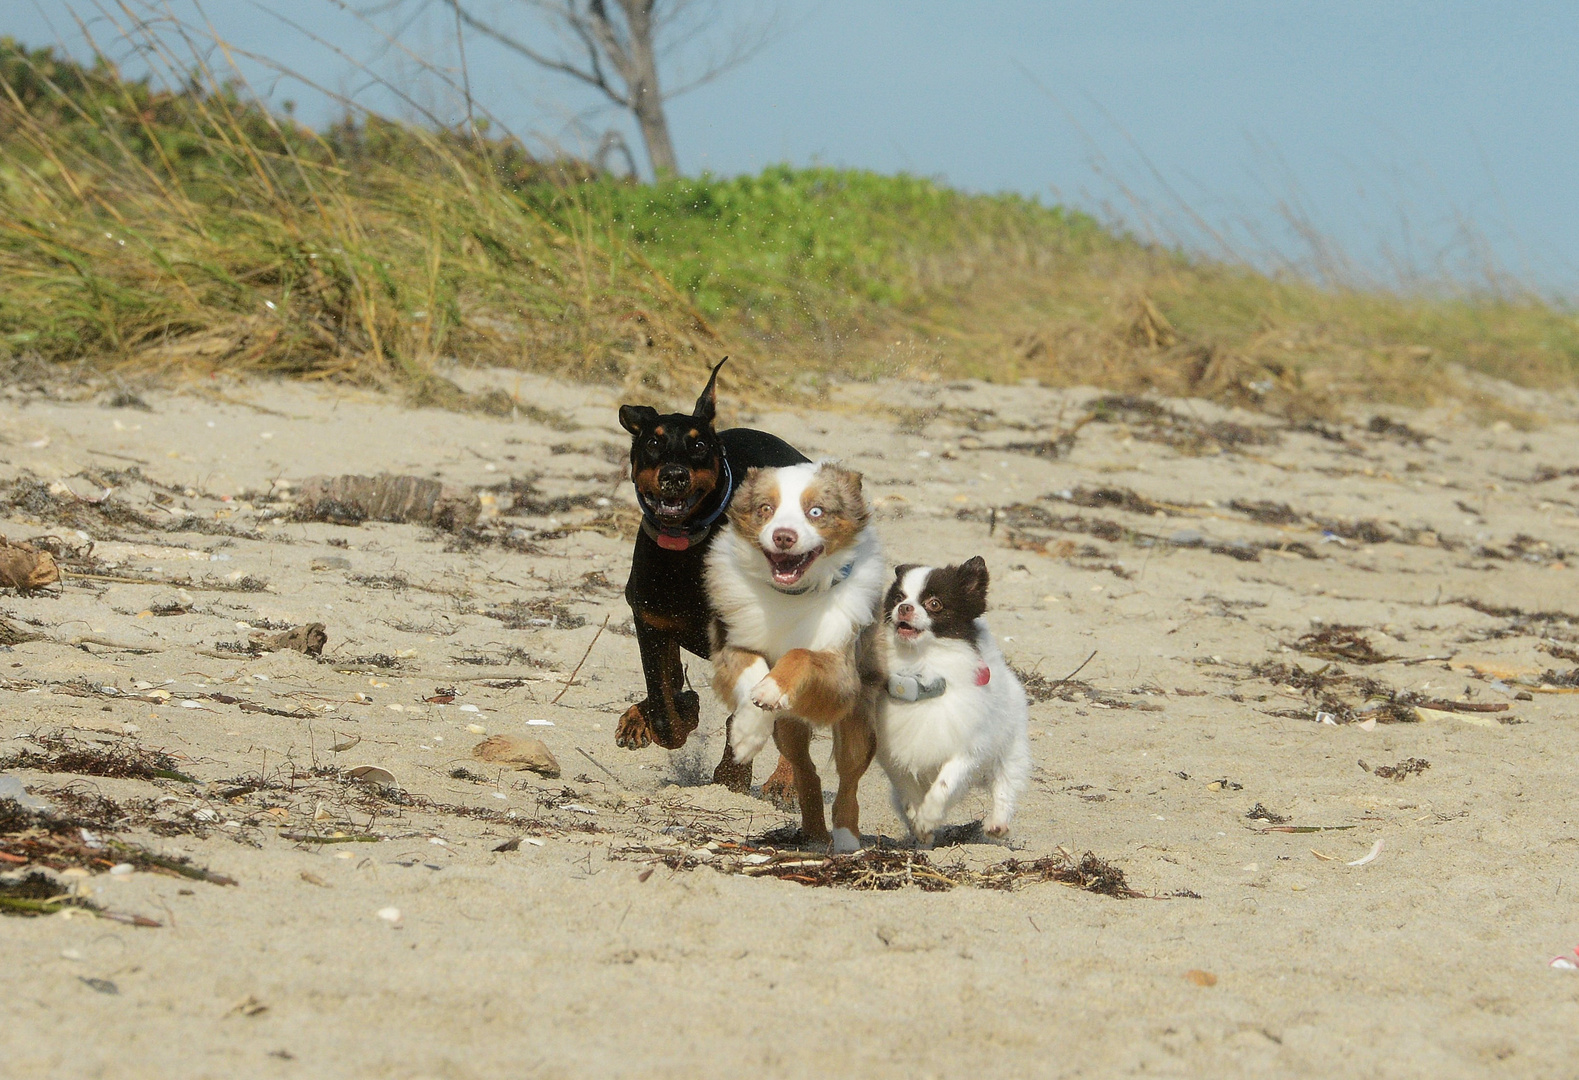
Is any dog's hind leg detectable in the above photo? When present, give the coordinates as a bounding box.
[985,738,1031,838]
[773,718,829,845]
[829,714,875,854]
[758,755,798,810]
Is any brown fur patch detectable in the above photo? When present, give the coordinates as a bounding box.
[711,644,767,704]
[726,467,780,535]
[638,611,686,633]
[802,466,868,556]
[766,647,859,724]
[633,465,661,501]
[688,464,719,501]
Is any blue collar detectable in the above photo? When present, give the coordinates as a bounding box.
[637,454,735,552]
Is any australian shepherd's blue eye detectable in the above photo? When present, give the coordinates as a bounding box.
[808,506,824,518]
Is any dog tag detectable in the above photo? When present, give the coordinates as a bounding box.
[655,533,690,551]
[974,665,991,686]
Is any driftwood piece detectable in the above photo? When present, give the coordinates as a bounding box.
[293,475,480,530]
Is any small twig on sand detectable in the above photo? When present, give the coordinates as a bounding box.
[68,635,165,653]
[552,614,609,705]
[576,746,622,785]
[1051,648,1098,689]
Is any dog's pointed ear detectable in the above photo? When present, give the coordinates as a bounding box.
[893,563,919,580]
[619,404,659,437]
[957,555,990,606]
[692,357,727,427]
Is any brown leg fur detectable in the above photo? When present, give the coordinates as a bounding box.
[760,648,858,724]
[773,718,828,843]
[830,684,878,838]
[759,755,798,810]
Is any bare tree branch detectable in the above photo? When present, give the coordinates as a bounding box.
[438,0,629,105]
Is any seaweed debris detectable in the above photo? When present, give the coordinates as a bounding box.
[1289,625,1398,665]
[1245,803,1290,824]
[1252,661,1422,724]
[483,597,587,630]
[617,841,1156,898]
[1370,758,1431,780]
[1087,395,1280,456]
[1,734,197,784]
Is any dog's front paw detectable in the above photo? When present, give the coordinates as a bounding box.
[615,703,654,749]
[911,808,943,846]
[653,690,700,750]
[983,818,1011,839]
[729,707,774,764]
[750,676,790,712]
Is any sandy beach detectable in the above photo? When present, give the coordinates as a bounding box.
[2,369,1578,1078]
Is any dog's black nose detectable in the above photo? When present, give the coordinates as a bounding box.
[772,528,797,551]
[895,602,914,620]
[657,465,691,494]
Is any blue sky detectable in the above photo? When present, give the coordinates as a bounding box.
[8,1,1577,293]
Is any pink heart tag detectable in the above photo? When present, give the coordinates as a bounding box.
[975,665,991,686]
[655,532,690,551]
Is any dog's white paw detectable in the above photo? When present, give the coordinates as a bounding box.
[728,708,774,763]
[830,827,861,854]
[983,819,1011,839]
[750,675,789,712]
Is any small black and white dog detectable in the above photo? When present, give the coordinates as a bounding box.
[874,557,1030,845]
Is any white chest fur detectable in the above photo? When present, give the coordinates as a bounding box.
[877,623,1024,778]
[706,526,884,660]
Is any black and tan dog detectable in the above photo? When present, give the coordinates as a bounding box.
[615,359,806,790]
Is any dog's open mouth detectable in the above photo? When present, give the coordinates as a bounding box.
[651,493,701,522]
[894,619,921,641]
[764,547,822,586]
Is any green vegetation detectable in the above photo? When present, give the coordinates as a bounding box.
[2,36,1576,417]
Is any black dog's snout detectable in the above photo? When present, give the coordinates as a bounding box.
[657,464,692,495]
[895,602,915,621]
[772,528,798,551]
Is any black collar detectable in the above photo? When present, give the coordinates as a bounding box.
[636,454,735,552]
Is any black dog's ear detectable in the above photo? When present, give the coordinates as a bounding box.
[956,555,990,606]
[619,404,659,437]
[893,563,919,580]
[692,356,727,427]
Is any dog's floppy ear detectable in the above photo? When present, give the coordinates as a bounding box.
[619,404,659,437]
[956,555,990,606]
[692,356,727,427]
